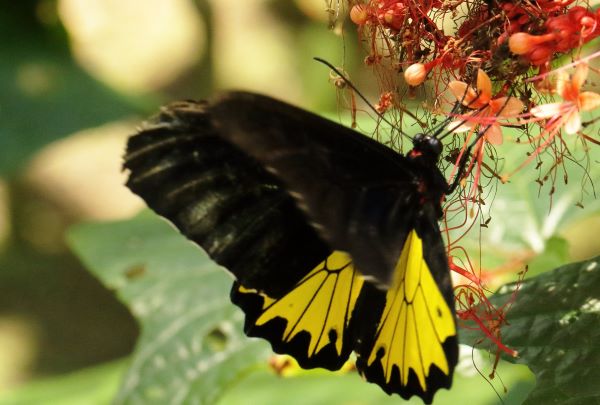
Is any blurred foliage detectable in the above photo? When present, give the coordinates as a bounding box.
[0,1,599,405]
[0,1,141,176]
[0,0,358,401]
[0,360,127,405]
[451,127,600,283]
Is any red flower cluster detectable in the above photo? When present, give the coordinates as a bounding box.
[346,0,600,360]
[348,0,600,178]
[500,0,578,41]
[350,1,442,30]
[350,1,600,86]
[508,6,600,66]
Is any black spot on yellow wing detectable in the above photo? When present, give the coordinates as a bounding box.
[356,230,458,404]
[231,251,364,370]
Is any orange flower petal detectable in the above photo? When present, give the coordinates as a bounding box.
[449,81,478,106]
[469,98,489,110]
[501,97,525,117]
[489,97,524,117]
[572,63,588,90]
[404,63,427,86]
[447,119,475,133]
[476,69,492,102]
[564,110,581,135]
[555,71,570,98]
[508,32,554,55]
[579,91,600,112]
[449,70,493,109]
[530,102,564,118]
[483,124,503,145]
[508,33,534,55]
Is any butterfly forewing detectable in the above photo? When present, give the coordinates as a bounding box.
[124,101,328,297]
[206,92,424,285]
[124,93,458,403]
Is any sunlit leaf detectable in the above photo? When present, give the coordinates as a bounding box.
[483,133,600,254]
[445,131,600,280]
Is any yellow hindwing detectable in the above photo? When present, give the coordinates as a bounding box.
[367,230,456,390]
[248,251,364,357]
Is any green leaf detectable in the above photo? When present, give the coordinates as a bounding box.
[441,131,600,285]
[66,212,270,404]
[68,213,536,404]
[460,256,600,404]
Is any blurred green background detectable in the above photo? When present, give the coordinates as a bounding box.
[0,1,599,404]
[0,0,365,402]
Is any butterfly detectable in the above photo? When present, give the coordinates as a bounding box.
[123,91,458,404]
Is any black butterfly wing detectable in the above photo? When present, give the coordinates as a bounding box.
[124,94,458,402]
[202,91,461,399]
[205,91,422,286]
[125,100,361,369]
[124,101,328,297]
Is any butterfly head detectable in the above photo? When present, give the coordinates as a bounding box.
[410,133,442,164]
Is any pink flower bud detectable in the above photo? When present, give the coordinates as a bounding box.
[404,63,428,86]
[508,33,534,54]
[350,5,369,25]
[508,32,554,55]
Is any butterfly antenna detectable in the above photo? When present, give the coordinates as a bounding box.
[314,57,412,141]
[432,76,492,143]
[446,111,497,194]
[437,84,484,142]
[446,92,520,194]
[429,102,462,139]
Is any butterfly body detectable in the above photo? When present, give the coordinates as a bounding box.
[124,92,458,404]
